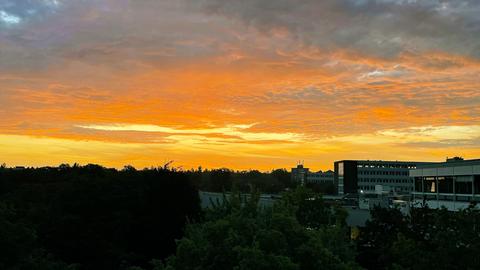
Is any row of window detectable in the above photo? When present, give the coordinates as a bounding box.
[307,175,334,179]
[359,178,411,184]
[415,176,480,194]
[357,164,417,169]
[358,170,409,176]
[359,185,413,192]
[416,194,480,202]
[307,180,334,184]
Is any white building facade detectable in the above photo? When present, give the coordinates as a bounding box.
[410,158,480,211]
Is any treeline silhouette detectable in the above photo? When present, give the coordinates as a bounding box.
[0,164,309,270]
[188,167,295,193]
[188,167,334,195]
[0,164,201,270]
[3,163,477,269]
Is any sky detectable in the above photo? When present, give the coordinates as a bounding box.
[1,0,480,171]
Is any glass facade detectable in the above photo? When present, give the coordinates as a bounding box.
[414,176,476,195]
[474,175,480,194]
[423,177,436,193]
[415,177,423,192]
[438,176,454,194]
[410,160,480,210]
[338,162,344,194]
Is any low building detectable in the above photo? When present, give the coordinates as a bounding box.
[307,170,334,184]
[334,160,436,195]
[291,165,334,186]
[410,157,480,211]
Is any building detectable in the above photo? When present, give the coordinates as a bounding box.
[334,160,435,195]
[410,157,480,211]
[291,164,334,186]
[307,170,335,185]
[291,164,309,185]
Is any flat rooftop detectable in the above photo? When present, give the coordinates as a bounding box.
[335,160,438,165]
[416,159,480,169]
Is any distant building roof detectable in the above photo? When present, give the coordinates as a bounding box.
[416,158,480,169]
[335,159,436,164]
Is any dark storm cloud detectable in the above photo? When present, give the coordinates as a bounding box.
[2,0,479,75]
[196,0,480,58]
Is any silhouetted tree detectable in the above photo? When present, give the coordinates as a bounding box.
[0,164,201,270]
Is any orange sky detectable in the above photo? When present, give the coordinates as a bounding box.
[1,0,480,171]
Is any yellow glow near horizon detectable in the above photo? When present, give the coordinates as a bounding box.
[2,124,480,171]
[1,1,479,170]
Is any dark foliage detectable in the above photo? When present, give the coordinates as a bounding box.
[192,168,295,194]
[151,187,359,270]
[305,182,336,195]
[0,164,201,270]
[357,204,480,270]
[4,163,480,270]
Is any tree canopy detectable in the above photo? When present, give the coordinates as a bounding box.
[0,164,201,270]
[356,204,480,270]
[147,187,360,270]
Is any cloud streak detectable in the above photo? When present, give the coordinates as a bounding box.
[76,123,305,143]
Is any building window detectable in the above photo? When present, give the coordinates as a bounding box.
[415,177,422,192]
[423,177,436,193]
[338,162,344,176]
[438,176,454,194]
[474,176,480,194]
[455,176,473,195]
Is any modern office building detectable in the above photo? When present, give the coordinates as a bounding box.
[334,160,436,195]
[410,157,480,211]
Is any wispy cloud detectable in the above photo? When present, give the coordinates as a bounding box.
[76,123,306,143]
[378,125,480,144]
[329,125,480,147]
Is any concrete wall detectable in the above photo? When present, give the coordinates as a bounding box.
[412,199,479,211]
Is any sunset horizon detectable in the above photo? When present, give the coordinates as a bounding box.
[1,0,479,171]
